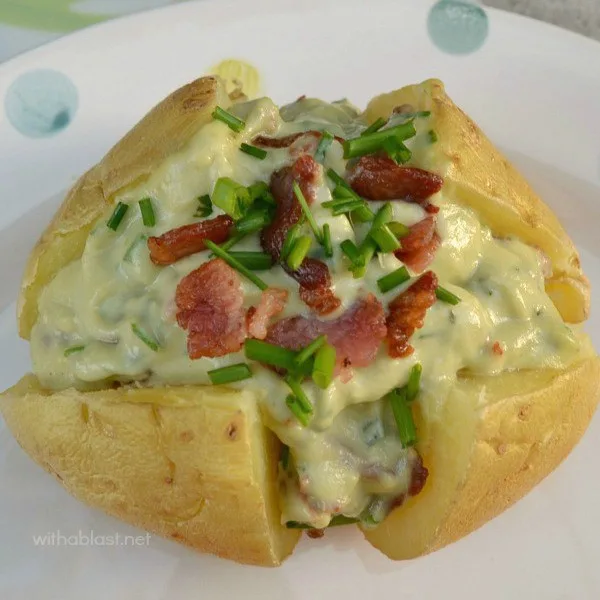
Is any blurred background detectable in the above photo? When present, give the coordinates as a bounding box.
[0,0,598,63]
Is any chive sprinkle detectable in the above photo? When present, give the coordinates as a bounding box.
[284,375,314,415]
[294,335,327,366]
[227,251,273,270]
[131,323,160,352]
[322,223,333,258]
[138,198,156,227]
[377,266,410,293]
[340,239,365,266]
[286,235,312,271]
[353,202,393,276]
[106,202,128,231]
[212,106,245,133]
[436,286,461,305]
[343,121,417,159]
[280,444,290,470]
[352,205,376,223]
[235,209,272,234]
[195,194,213,218]
[212,177,251,220]
[208,363,252,385]
[219,232,246,252]
[204,240,268,290]
[64,345,85,357]
[248,181,275,205]
[240,143,267,160]
[388,387,417,447]
[406,363,422,402]
[244,339,313,375]
[388,221,410,239]
[285,394,311,426]
[361,117,387,136]
[314,130,334,164]
[383,138,412,164]
[293,181,322,243]
[428,130,439,144]
[281,223,301,261]
[313,343,336,389]
[370,223,401,253]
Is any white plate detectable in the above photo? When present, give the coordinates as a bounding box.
[1,1,600,598]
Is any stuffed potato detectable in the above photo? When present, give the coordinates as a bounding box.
[1,76,598,566]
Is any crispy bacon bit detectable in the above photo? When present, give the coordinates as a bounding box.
[261,156,341,315]
[247,288,288,340]
[408,454,429,497]
[175,259,246,358]
[148,215,233,266]
[253,130,344,149]
[306,528,325,539]
[424,203,440,214]
[266,295,387,375]
[348,155,443,203]
[492,341,504,356]
[395,216,440,273]
[386,271,438,358]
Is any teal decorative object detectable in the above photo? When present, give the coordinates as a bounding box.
[5,69,78,138]
[428,0,489,55]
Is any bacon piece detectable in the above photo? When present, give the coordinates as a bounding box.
[247,288,288,340]
[148,215,233,266]
[253,130,343,149]
[386,271,438,358]
[348,155,443,203]
[266,294,387,374]
[492,341,504,356]
[395,216,440,273]
[175,259,246,358]
[261,156,341,315]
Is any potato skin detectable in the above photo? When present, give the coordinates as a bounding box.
[1,375,300,566]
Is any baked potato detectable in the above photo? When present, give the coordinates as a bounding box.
[1,75,598,567]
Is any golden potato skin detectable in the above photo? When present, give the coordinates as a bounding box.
[1,375,300,566]
[364,79,590,323]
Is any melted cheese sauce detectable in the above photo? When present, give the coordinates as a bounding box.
[30,97,580,528]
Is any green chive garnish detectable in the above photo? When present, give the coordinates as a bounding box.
[281,224,301,261]
[326,168,350,189]
[284,375,314,415]
[388,388,417,447]
[294,335,327,367]
[208,363,253,385]
[195,194,213,218]
[293,181,322,243]
[406,363,422,402]
[240,143,267,160]
[131,323,160,352]
[377,266,411,293]
[244,339,311,374]
[212,106,245,133]
[227,251,273,270]
[323,198,366,216]
[428,130,438,144]
[370,224,402,253]
[285,394,311,426]
[64,345,85,357]
[248,181,275,205]
[343,121,417,159]
[313,343,336,389]
[212,177,251,220]
[204,240,268,290]
[388,221,410,238]
[352,205,376,223]
[362,117,387,136]
[280,444,290,470]
[436,286,461,305]
[322,224,333,258]
[383,138,412,164]
[217,232,246,253]
[106,202,128,231]
[138,197,156,227]
[235,209,272,234]
[353,202,393,276]
[340,239,365,266]
[286,235,312,271]
[314,130,334,164]
[332,186,355,200]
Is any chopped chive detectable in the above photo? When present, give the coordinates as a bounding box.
[343,121,417,159]
[388,387,417,447]
[293,182,322,243]
[331,199,367,216]
[138,197,156,227]
[406,363,422,402]
[280,445,290,470]
[244,339,301,372]
[64,345,85,357]
[219,231,246,252]
[240,142,267,160]
[131,323,160,352]
[286,235,312,271]
[428,130,438,144]
[340,239,365,266]
[208,363,252,385]
[351,205,376,222]
[326,169,376,222]
[106,202,128,231]
[377,266,411,293]
[195,194,213,218]
[313,343,336,389]
[326,168,350,189]
[285,394,311,426]
[204,240,268,290]
[212,177,251,220]
[436,286,461,305]
[281,224,301,261]
[362,117,387,136]
[370,224,402,252]
[248,181,275,205]
[332,185,355,200]
[322,224,333,258]
[371,202,393,229]
[314,130,334,164]
[212,105,245,133]
[235,209,272,234]
[383,138,412,164]
[284,375,314,414]
[388,221,410,238]
[294,335,327,367]
[227,251,273,270]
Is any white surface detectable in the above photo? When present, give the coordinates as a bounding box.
[0,1,600,598]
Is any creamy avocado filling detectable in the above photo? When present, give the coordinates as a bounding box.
[30,96,580,529]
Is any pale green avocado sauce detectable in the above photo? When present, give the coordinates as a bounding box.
[30,96,580,530]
